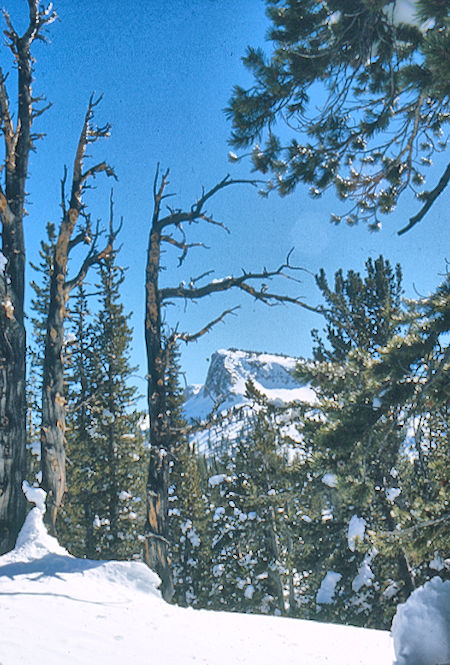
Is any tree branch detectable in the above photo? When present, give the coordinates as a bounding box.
[160,255,322,313]
[65,207,122,293]
[160,234,209,266]
[398,162,450,235]
[171,306,240,344]
[155,173,260,231]
[69,95,115,216]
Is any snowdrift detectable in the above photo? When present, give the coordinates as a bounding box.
[391,576,450,665]
[0,484,396,665]
[2,484,448,665]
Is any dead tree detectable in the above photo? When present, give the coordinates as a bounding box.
[41,97,118,535]
[0,1,56,554]
[144,168,320,600]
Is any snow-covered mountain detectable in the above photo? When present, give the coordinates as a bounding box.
[184,348,316,456]
[185,348,315,419]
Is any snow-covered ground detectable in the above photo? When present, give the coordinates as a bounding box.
[2,485,449,665]
[1,485,396,665]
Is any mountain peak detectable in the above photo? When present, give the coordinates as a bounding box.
[184,348,315,422]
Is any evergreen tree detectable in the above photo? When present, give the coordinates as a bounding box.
[60,255,146,560]
[208,384,298,616]
[59,285,98,557]
[166,342,213,607]
[228,0,449,233]
[368,275,449,587]
[295,256,413,628]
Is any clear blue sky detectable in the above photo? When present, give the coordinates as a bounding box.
[10,0,448,387]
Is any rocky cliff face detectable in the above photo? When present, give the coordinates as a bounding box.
[184,349,315,454]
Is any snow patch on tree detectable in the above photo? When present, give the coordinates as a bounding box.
[347,516,366,552]
[316,571,342,605]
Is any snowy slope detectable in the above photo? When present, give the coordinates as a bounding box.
[0,486,396,665]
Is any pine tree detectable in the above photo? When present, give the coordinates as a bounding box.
[59,285,98,557]
[295,256,413,628]
[166,342,214,607]
[227,0,450,233]
[208,384,298,616]
[60,255,146,560]
[368,275,450,589]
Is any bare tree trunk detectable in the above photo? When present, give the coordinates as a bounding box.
[0,1,56,553]
[41,98,116,534]
[144,181,174,600]
[41,236,70,534]
[263,506,287,616]
[143,167,314,601]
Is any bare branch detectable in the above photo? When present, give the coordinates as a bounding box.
[172,306,240,344]
[69,96,115,216]
[189,270,215,286]
[155,173,260,231]
[160,254,322,313]
[160,234,209,266]
[68,218,92,253]
[65,214,121,293]
[0,69,13,144]
[398,162,450,236]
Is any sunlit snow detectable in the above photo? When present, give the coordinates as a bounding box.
[348,515,367,552]
[316,570,342,605]
[0,486,400,665]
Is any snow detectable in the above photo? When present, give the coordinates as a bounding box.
[386,488,401,503]
[322,473,338,488]
[0,486,397,665]
[348,515,366,552]
[391,577,450,665]
[0,250,7,274]
[316,570,342,605]
[208,473,230,487]
[382,0,433,32]
[429,553,446,572]
[352,551,377,593]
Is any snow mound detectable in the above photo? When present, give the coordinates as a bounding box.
[0,485,396,665]
[391,577,450,665]
[1,482,161,598]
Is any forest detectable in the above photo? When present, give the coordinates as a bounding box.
[0,0,448,640]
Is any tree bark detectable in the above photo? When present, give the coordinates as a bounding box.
[144,198,175,600]
[40,223,72,534]
[41,98,115,534]
[0,1,56,552]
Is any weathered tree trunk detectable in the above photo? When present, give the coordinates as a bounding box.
[41,98,115,534]
[263,506,287,616]
[142,168,312,601]
[41,230,71,534]
[0,1,56,553]
[144,189,175,600]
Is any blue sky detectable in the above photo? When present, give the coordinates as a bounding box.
[10,0,448,387]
